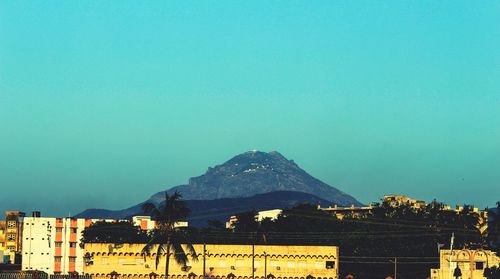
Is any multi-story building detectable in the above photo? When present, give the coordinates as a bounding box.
[430,249,500,279]
[4,211,25,253]
[21,213,181,274]
[1,211,26,264]
[0,220,5,251]
[21,214,127,274]
[22,216,89,274]
[84,243,339,279]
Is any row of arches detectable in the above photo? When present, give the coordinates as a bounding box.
[90,252,335,260]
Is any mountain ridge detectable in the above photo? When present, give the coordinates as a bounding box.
[76,191,335,227]
[76,150,363,226]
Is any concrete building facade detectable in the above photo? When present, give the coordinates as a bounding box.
[21,216,127,274]
[22,217,90,274]
[83,243,339,279]
[430,249,500,279]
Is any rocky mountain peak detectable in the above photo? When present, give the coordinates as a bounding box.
[153,151,361,206]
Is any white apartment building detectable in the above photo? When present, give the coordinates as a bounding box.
[22,216,124,274]
[22,217,92,274]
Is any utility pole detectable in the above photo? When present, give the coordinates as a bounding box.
[264,252,267,279]
[203,244,206,279]
[394,257,397,279]
[252,244,255,279]
[448,233,455,279]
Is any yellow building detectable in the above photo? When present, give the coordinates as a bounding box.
[84,243,339,279]
[1,211,25,263]
[430,249,500,279]
[4,211,25,253]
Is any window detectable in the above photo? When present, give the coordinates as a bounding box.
[219,260,226,267]
[55,242,62,248]
[7,234,16,241]
[71,228,77,233]
[56,228,62,233]
[69,242,77,248]
[315,261,322,269]
[102,257,109,265]
[287,260,295,268]
[476,262,484,270]
[7,221,16,228]
[8,246,15,251]
[69,257,76,263]
[326,261,335,269]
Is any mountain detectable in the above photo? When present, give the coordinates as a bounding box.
[76,191,334,227]
[76,150,362,226]
[150,150,361,206]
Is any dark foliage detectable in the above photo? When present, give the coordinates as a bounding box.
[82,221,150,244]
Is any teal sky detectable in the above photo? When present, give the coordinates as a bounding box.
[1,1,499,217]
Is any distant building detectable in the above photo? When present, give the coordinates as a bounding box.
[226,209,282,229]
[320,195,489,233]
[319,205,374,220]
[84,243,339,279]
[430,249,500,279]
[383,194,427,208]
[0,211,26,264]
[132,216,188,231]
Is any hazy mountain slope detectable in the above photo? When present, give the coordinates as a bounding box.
[76,191,333,227]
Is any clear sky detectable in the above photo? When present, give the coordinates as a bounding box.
[1,1,499,217]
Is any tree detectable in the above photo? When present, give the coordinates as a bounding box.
[82,221,150,244]
[142,191,198,278]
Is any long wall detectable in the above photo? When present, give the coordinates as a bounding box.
[84,243,339,279]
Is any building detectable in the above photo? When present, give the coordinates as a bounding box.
[0,211,26,264]
[430,249,500,279]
[20,213,184,274]
[83,243,339,279]
[319,205,374,220]
[4,211,26,253]
[226,209,282,229]
[383,195,427,209]
[132,216,188,231]
[21,214,127,274]
[22,216,89,274]
[0,220,5,252]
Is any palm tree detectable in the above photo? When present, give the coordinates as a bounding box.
[142,191,198,278]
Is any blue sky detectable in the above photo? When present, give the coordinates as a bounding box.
[1,1,499,217]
